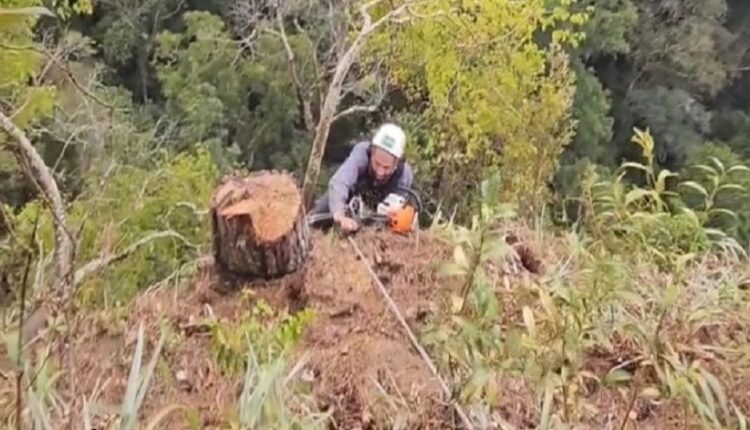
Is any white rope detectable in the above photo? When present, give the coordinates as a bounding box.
[347,235,475,430]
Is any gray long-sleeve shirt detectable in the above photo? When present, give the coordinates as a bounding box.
[328,141,414,216]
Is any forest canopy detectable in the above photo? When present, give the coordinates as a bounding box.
[2,0,750,232]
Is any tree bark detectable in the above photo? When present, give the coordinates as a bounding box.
[210,170,311,279]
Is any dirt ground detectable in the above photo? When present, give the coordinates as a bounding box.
[68,228,457,429]
[299,229,454,429]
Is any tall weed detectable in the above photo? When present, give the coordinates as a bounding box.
[425,141,750,428]
[229,346,329,430]
[580,128,746,269]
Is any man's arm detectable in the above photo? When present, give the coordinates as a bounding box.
[328,142,369,217]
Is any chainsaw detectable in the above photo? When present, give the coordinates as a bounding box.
[307,186,423,234]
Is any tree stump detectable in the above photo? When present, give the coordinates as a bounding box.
[210,170,311,279]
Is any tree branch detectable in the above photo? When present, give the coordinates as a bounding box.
[0,41,114,111]
[335,57,388,121]
[73,230,198,286]
[332,104,380,122]
[293,15,324,103]
[274,0,315,131]
[0,111,74,300]
[0,109,80,414]
[15,211,38,430]
[359,0,430,32]
[0,199,10,239]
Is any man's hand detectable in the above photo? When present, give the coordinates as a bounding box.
[333,212,359,232]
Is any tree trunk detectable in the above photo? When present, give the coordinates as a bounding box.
[210,170,311,279]
[300,40,363,210]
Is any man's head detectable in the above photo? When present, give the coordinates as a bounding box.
[369,123,406,184]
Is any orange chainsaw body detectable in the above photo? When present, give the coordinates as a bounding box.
[377,193,417,234]
[388,205,416,234]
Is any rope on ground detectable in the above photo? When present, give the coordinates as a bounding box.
[347,235,475,430]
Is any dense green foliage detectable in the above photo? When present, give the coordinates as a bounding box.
[3,0,750,428]
[366,0,586,215]
[3,0,750,232]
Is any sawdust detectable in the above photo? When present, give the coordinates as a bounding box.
[298,229,452,428]
[213,172,301,243]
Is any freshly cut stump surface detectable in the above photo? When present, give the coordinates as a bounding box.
[210,171,311,278]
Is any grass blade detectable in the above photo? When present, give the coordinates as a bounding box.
[120,323,145,430]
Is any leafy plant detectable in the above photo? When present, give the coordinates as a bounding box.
[0,6,53,27]
[423,149,750,428]
[209,296,315,375]
[579,128,745,269]
[437,172,518,314]
[422,173,522,412]
[3,147,219,307]
[0,341,64,430]
[367,0,588,218]
[117,322,166,430]
[151,10,311,173]
[75,321,190,430]
[678,154,750,252]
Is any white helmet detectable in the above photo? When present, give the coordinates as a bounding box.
[372,123,406,158]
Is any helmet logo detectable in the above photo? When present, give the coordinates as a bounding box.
[380,135,396,149]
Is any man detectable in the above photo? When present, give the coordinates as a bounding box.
[309,122,414,232]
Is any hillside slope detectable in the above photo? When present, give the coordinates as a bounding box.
[5,224,750,430]
[68,229,456,429]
